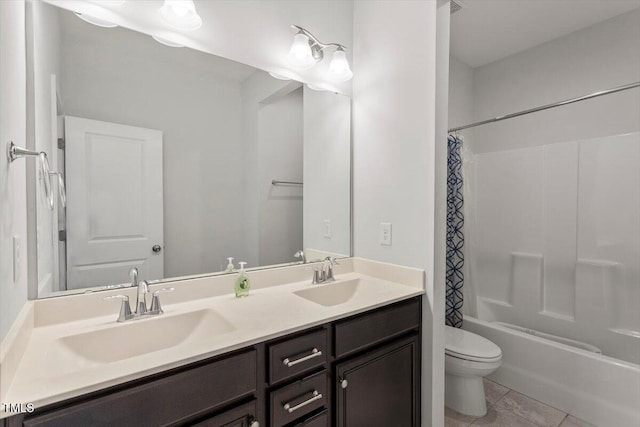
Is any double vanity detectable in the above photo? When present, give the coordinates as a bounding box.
[1,258,424,426]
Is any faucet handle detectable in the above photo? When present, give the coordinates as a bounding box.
[150,287,175,314]
[104,295,133,322]
[324,256,339,266]
[312,268,323,284]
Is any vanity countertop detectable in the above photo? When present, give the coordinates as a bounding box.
[0,258,424,417]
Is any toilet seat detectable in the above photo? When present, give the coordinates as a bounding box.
[445,326,502,362]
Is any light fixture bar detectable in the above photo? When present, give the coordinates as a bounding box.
[290,24,345,59]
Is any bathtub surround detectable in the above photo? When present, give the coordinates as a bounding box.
[446,133,464,328]
[470,132,640,364]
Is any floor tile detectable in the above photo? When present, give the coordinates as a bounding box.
[483,378,510,406]
[445,406,477,427]
[558,415,598,427]
[471,405,540,427]
[494,391,567,427]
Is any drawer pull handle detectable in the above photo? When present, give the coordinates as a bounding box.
[282,348,322,367]
[283,390,322,413]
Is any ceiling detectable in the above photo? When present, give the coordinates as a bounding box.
[451,0,640,68]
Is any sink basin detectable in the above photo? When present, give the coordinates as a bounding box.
[56,309,234,364]
[294,279,363,306]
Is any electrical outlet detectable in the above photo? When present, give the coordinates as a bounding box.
[379,223,392,246]
[13,236,20,282]
[323,220,332,239]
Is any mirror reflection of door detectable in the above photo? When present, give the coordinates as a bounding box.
[64,116,164,289]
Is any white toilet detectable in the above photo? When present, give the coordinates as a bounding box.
[445,325,502,417]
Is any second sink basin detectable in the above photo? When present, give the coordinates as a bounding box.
[294,279,363,306]
[56,309,234,364]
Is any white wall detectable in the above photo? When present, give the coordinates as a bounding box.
[59,19,246,279]
[303,87,351,258]
[352,1,442,424]
[258,87,303,266]
[0,0,28,341]
[241,73,297,268]
[448,55,473,131]
[470,8,640,154]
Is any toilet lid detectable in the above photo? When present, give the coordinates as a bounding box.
[445,326,502,361]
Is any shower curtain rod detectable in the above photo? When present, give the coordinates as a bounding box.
[448,81,640,133]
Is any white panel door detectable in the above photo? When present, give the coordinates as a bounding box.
[65,116,163,289]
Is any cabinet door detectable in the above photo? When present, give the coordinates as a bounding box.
[191,400,257,427]
[335,335,419,427]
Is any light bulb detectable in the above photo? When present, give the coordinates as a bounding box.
[159,0,202,31]
[328,48,353,82]
[151,35,184,48]
[73,11,118,28]
[171,5,189,17]
[286,33,316,70]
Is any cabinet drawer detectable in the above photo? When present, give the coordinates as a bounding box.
[270,371,328,427]
[191,400,257,427]
[292,409,329,427]
[269,329,327,385]
[23,350,257,427]
[334,298,420,358]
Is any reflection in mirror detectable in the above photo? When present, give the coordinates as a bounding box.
[29,1,351,298]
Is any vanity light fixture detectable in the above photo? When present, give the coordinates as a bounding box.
[73,0,125,28]
[92,0,126,5]
[328,47,353,82]
[269,71,292,81]
[151,35,185,48]
[159,0,203,31]
[286,25,353,81]
[73,12,118,28]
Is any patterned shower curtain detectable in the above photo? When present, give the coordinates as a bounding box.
[446,134,464,328]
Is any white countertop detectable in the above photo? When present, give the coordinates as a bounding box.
[0,258,424,418]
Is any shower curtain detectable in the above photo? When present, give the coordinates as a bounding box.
[446,134,464,328]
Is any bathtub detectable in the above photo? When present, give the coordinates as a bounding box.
[463,316,640,427]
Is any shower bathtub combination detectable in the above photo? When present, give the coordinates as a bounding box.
[446,81,640,427]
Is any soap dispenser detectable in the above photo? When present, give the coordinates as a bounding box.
[235,262,251,298]
[224,257,235,273]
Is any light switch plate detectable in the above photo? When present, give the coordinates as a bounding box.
[323,220,332,239]
[379,223,392,246]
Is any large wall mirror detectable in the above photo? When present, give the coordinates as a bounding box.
[28,0,351,298]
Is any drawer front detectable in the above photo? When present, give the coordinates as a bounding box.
[270,371,328,427]
[334,298,420,358]
[23,350,257,427]
[269,329,327,385]
[293,409,329,427]
[191,400,257,427]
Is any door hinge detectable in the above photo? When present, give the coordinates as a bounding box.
[57,138,65,150]
[58,230,66,242]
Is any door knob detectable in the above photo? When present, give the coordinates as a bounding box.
[152,244,162,253]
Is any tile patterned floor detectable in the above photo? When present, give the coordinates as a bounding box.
[445,379,598,427]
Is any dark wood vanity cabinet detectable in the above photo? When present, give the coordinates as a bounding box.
[335,335,420,427]
[7,297,421,427]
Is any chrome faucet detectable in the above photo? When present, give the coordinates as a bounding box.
[104,268,174,322]
[294,250,306,264]
[311,257,340,284]
[131,267,149,315]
